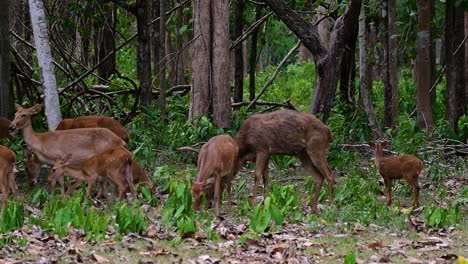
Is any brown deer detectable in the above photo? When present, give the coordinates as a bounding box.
[0,118,12,140]
[56,115,129,143]
[24,147,41,186]
[9,104,126,182]
[234,110,334,213]
[369,142,423,207]
[0,145,18,202]
[192,135,238,217]
[48,147,135,200]
[132,161,155,193]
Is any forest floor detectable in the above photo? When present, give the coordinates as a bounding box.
[0,154,467,264]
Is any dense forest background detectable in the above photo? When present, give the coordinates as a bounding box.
[0,0,467,262]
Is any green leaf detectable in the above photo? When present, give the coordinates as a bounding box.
[270,204,283,226]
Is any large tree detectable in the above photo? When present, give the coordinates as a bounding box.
[0,0,11,117]
[137,0,152,106]
[262,0,362,122]
[28,0,61,130]
[416,0,434,132]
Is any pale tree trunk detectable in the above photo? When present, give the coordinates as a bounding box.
[137,0,152,106]
[28,0,61,130]
[233,0,245,103]
[359,1,381,139]
[212,0,231,127]
[416,0,434,132]
[190,0,211,120]
[159,0,167,122]
[382,0,398,128]
[0,0,11,117]
[465,12,468,108]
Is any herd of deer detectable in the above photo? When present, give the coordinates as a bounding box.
[0,104,423,217]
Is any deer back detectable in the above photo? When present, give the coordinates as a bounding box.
[196,135,238,183]
[57,116,129,143]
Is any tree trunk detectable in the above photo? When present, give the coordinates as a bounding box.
[339,30,358,105]
[94,5,116,80]
[0,0,11,118]
[445,0,465,131]
[28,0,61,130]
[359,2,381,139]
[382,0,398,128]
[416,0,434,132]
[263,0,362,122]
[174,0,185,86]
[233,0,245,103]
[159,0,167,122]
[137,0,152,106]
[211,0,231,127]
[465,12,468,109]
[248,5,262,101]
[152,0,160,88]
[190,0,211,120]
[430,0,436,104]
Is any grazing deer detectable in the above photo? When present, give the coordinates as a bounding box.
[24,147,41,186]
[8,104,126,187]
[0,145,18,201]
[132,161,155,193]
[192,135,238,217]
[57,115,129,143]
[234,110,334,213]
[369,142,423,207]
[0,118,12,140]
[48,147,135,200]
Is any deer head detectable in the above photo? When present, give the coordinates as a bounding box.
[9,104,43,136]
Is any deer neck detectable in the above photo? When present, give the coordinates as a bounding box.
[22,119,42,150]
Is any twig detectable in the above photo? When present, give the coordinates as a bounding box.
[247,41,301,110]
[230,12,273,50]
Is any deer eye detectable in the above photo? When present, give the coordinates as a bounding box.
[52,168,56,172]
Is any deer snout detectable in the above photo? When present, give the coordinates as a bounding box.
[8,124,18,136]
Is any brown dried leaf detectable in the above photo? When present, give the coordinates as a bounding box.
[90,253,110,263]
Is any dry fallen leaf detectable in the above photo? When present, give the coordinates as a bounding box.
[90,253,110,263]
[366,240,384,249]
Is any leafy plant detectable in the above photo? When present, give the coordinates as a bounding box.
[424,203,461,228]
[161,179,196,235]
[0,201,24,233]
[344,251,356,264]
[115,203,147,234]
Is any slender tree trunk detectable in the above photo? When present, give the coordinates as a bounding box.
[152,0,160,88]
[445,0,465,131]
[159,0,167,122]
[382,0,398,128]
[359,2,381,139]
[233,0,245,103]
[430,0,436,104]
[174,0,185,85]
[465,12,468,109]
[339,31,358,105]
[137,0,152,106]
[94,5,116,80]
[190,0,211,120]
[211,0,231,127]
[416,0,435,132]
[248,5,262,101]
[0,0,11,117]
[28,0,61,130]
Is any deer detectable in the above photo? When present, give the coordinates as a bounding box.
[0,145,18,202]
[24,147,41,186]
[48,147,135,200]
[0,117,12,140]
[56,115,129,143]
[191,135,239,217]
[132,161,155,193]
[8,104,126,190]
[369,142,423,207]
[234,109,334,213]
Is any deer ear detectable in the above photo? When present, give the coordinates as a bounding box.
[30,104,43,114]
[15,104,22,111]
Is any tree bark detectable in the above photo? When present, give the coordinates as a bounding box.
[137,0,153,106]
[233,0,245,103]
[416,0,435,132]
[0,0,11,117]
[382,0,398,128]
[28,0,61,130]
[445,0,465,131]
[159,0,167,121]
[190,0,211,120]
[263,0,362,122]
[248,5,262,101]
[359,1,381,139]
[211,0,231,127]
[339,29,358,105]
[94,5,116,80]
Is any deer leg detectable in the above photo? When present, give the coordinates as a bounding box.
[0,171,10,199]
[299,152,324,214]
[384,178,392,206]
[85,177,97,199]
[214,174,222,217]
[226,175,233,211]
[7,167,18,197]
[123,163,136,199]
[252,153,268,205]
[306,150,334,204]
[406,176,420,207]
[66,180,82,195]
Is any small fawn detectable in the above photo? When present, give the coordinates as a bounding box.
[191,135,238,217]
[49,147,135,200]
[369,142,423,207]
